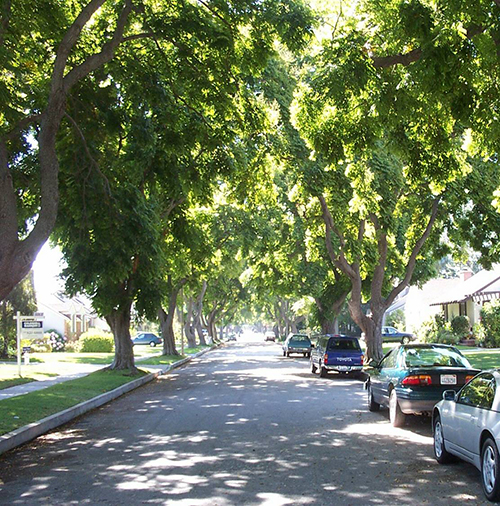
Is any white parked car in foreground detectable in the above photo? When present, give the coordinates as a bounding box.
[433,370,500,502]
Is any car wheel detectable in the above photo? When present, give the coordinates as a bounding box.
[389,389,406,427]
[402,336,411,344]
[482,438,500,501]
[367,383,380,412]
[150,342,156,347]
[319,363,328,378]
[310,359,317,374]
[286,351,290,357]
[283,350,286,357]
[433,414,453,464]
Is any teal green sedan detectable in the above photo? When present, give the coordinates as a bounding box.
[366,344,480,427]
[282,333,312,358]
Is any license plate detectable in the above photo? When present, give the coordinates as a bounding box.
[441,374,457,385]
[338,366,350,371]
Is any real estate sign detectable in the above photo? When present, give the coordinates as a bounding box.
[20,319,44,340]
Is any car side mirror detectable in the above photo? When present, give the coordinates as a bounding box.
[367,358,380,368]
[443,390,456,402]
[310,343,315,348]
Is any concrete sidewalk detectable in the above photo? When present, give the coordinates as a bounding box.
[0,347,215,456]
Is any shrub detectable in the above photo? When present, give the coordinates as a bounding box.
[418,313,446,343]
[45,330,67,352]
[28,336,52,353]
[385,309,406,330]
[480,300,500,348]
[79,330,114,353]
[473,322,486,347]
[64,341,80,353]
[450,315,470,340]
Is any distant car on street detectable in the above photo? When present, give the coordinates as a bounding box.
[433,370,500,502]
[366,343,479,427]
[382,326,415,344]
[310,334,364,378]
[264,331,276,342]
[282,333,312,358]
[132,332,162,347]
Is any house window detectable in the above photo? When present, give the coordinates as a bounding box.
[459,302,467,316]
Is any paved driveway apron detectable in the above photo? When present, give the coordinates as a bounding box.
[0,342,489,505]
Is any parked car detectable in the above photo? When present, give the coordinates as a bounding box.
[433,371,500,502]
[366,343,479,427]
[282,333,312,358]
[132,332,162,347]
[382,326,415,344]
[264,331,276,342]
[310,334,364,378]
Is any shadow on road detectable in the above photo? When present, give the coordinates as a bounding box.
[0,342,487,505]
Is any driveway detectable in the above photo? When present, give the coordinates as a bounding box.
[0,341,489,505]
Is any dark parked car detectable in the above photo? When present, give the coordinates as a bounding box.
[433,371,500,502]
[382,326,415,344]
[282,333,312,358]
[366,343,479,427]
[132,332,162,347]
[310,334,364,378]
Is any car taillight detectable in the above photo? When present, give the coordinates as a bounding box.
[465,375,475,383]
[360,354,364,364]
[402,375,432,386]
[324,353,328,365]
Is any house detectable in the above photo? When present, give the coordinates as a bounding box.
[385,278,461,333]
[37,292,109,340]
[429,267,500,327]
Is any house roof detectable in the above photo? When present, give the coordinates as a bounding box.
[430,267,500,306]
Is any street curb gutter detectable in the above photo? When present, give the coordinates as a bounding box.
[0,346,215,456]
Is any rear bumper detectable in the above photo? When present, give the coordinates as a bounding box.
[326,365,363,373]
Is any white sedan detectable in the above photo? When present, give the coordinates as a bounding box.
[433,370,500,502]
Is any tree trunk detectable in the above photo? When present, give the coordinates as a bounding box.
[158,305,180,356]
[184,296,197,348]
[106,301,137,372]
[194,281,207,345]
[159,280,186,356]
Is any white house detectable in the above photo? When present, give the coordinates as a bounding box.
[38,292,109,340]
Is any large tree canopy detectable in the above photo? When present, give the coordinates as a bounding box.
[0,0,314,303]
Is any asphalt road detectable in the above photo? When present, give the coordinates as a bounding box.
[0,340,491,505]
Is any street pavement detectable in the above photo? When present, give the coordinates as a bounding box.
[0,339,491,505]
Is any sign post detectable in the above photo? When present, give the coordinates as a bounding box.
[14,312,44,378]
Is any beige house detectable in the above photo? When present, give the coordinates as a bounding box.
[430,267,500,326]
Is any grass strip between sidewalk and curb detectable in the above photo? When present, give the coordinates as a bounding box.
[0,345,217,456]
[0,369,149,436]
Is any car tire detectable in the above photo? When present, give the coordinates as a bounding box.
[433,414,453,464]
[283,350,286,357]
[286,351,290,357]
[402,336,411,344]
[150,342,156,347]
[481,438,500,502]
[389,389,406,427]
[310,359,317,374]
[367,383,380,412]
[319,363,328,378]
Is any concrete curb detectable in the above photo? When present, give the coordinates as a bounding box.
[0,346,215,456]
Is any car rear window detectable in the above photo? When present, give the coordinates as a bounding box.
[404,347,471,368]
[327,338,361,351]
[291,336,310,344]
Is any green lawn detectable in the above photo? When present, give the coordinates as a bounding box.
[460,348,500,370]
[0,369,148,435]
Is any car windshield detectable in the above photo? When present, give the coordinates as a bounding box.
[327,339,360,351]
[404,347,471,368]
